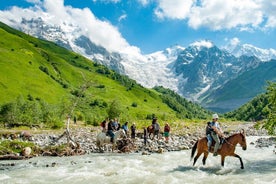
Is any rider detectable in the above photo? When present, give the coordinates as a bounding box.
[152,117,160,139]
[107,119,116,143]
[122,122,129,136]
[209,114,225,156]
[206,121,213,152]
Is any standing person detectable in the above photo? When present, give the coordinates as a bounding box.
[100,118,108,133]
[73,116,77,124]
[122,122,129,136]
[143,127,148,145]
[164,123,170,143]
[210,114,225,156]
[131,123,136,139]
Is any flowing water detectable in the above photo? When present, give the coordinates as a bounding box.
[0,136,275,184]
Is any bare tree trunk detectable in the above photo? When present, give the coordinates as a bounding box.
[53,73,92,149]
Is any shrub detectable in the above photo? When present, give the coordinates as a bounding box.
[131,102,138,107]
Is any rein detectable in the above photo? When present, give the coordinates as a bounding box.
[223,138,235,147]
[223,133,244,147]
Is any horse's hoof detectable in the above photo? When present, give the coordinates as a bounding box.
[241,166,244,169]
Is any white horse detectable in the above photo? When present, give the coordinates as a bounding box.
[96,129,126,152]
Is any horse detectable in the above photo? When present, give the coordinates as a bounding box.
[147,125,154,139]
[191,130,247,169]
[96,129,126,152]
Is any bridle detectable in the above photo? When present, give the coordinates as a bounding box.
[223,132,246,147]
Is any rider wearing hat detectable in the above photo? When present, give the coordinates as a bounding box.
[209,114,224,156]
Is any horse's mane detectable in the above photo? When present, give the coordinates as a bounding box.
[224,132,244,141]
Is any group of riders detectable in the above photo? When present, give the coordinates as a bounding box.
[100,117,168,143]
[100,113,224,154]
[100,118,136,143]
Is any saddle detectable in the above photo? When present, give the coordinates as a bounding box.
[209,137,225,149]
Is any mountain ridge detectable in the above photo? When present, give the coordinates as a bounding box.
[1,17,275,112]
[0,21,211,124]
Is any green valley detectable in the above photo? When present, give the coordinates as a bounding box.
[0,22,210,128]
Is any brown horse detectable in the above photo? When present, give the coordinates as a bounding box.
[147,125,154,139]
[191,130,247,169]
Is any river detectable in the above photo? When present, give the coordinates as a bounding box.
[0,136,275,184]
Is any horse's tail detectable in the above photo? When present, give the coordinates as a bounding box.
[190,140,198,160]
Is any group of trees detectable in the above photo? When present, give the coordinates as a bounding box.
[225,82,276,134]
[0,95,64,128]
[153,86,211,119]
[1,79,275,135]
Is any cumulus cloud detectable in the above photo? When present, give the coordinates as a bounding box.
[154,0,276,31]
[0,0,142,57]
[154,0,193,19]
[190,40,214,49]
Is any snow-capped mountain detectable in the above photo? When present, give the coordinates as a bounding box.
[172,42,261,101]
[224,42,276,61]
[14,18,183,92]
[1,17,274,112]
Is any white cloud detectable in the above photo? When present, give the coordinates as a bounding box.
[118,14,127,22]
[92,0,121,3]
[229,37,240,46]
[26,0,42,3]
[154,0,276,31]
[154,0,194,19]
[261,0,276,28]
[190,40,213,49]
[137,0,150,6]
[0,0,142,57]
[188,0,263,30]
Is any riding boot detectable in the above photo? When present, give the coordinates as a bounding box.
[111,137,114,143]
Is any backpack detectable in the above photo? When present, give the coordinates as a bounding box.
[205,122,213,135]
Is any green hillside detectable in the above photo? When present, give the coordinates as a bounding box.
[0,22,210,128]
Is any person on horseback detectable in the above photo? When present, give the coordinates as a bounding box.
[152,117,160,139]
[122,121,129,136]
[208,114,225,156]
[206,121,213,152]
[107,119,116,143]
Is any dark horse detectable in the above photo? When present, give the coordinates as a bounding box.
[191,130,247,169]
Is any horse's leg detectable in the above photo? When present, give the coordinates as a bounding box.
[221,155,226,167]
[193,151,202,166]
[202,151,209,165]
[233,153,244,169]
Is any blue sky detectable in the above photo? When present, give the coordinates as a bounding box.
[1,0,276,54]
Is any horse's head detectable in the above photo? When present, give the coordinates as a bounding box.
[239,129,247,150]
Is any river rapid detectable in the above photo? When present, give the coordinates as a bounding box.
[0,136,275,184]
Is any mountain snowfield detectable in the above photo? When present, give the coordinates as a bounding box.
[223,41,276,61]
[1,14,276,112]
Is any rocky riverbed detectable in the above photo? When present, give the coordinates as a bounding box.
[0,122,274,159]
